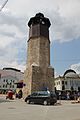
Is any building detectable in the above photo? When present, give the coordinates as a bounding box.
[55,69,80,91]
[24,13,54,97]
[0,68,24,93]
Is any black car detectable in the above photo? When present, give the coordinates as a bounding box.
[25,91,57,105]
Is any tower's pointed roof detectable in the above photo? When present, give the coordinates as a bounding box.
[28,13,51,28]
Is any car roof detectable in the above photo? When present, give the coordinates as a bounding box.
[32,91,56,94]
[34,91,48,93]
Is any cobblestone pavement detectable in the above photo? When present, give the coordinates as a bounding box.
[0,96,80,120]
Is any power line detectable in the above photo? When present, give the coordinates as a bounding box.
[0,0,8,12]
[53,58,80,62]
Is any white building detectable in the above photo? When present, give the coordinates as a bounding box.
[0,68,24,93]
[55,69,80,91]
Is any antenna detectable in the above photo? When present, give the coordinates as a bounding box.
[0,0,8,12]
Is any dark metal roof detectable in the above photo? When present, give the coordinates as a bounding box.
[63,69,76,77]
[28,13,51,28]
[55,69,80,79]
[3,67,21,72]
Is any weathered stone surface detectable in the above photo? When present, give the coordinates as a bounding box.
[23,13,54,97]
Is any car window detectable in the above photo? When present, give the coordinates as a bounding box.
[38,93,46,96]
[38,91,49,96]
[31,92,38,96]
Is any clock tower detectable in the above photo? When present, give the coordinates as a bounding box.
[24,13,54,96]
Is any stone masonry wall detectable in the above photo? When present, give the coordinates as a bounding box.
[24,36,54,97]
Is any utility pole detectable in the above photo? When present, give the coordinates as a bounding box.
[0,0,8,12]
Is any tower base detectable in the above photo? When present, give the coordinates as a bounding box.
[23,65,54,98]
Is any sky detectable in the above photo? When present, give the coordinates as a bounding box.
[0,0,80,76]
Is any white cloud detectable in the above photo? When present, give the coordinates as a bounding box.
[0,9,27,38]
[0,0,80,72]
[70,63,80,74]
[6,0,80,42]
[0,36,26,71]
[0,35,14,48]
[0,8,27,71]
[0,59,25,72]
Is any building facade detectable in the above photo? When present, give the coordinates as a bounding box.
[55,69,80,91]
[24,13,54,97]
[0,68,24,93]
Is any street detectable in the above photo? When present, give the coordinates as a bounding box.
[0,97,80,120]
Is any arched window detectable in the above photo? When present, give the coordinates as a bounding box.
[62,85,65,90]
[71,86,74,91]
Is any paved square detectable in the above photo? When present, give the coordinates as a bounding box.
[0,98,80,120]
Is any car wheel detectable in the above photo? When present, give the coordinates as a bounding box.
[50,102,55,105]
[27,100,30,104]
[43,100,48,105]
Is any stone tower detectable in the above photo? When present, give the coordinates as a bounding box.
[24,13,54,96]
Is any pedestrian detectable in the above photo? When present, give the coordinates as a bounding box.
[67,92,70,100]
[59,91,61,104]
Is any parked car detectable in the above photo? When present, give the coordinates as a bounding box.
[25,91,57,105]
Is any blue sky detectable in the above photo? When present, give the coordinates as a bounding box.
[0,0,80,76]
[51,39,80,76]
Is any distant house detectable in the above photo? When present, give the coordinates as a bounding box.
[0,68,24,93]
[55,69,80,91]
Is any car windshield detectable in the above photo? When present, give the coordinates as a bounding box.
[37,91,50,96]
[31,91,50,96]
[31,92,38,96]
